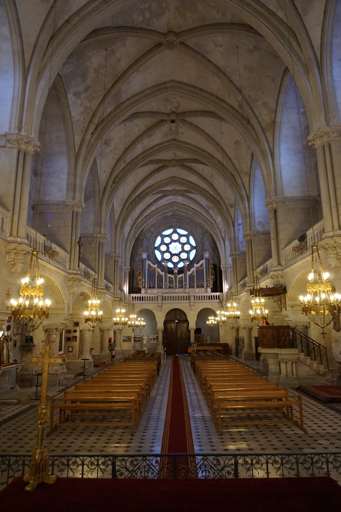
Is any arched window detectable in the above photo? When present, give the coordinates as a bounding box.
[154,228,196,268]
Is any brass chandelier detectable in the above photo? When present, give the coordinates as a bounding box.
[128,314,146,333]
[11,249,51,331]
[84,278,102,328]
[249,277,268,323]
[300,244,341,337]
[113,308,128,331]
[225,294,240,326]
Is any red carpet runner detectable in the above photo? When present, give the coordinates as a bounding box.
[161,356,194,453]
[160,356,195,477]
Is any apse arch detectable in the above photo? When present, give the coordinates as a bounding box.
[119,201,226,268]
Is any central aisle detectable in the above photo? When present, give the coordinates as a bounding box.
[161,356,194,454]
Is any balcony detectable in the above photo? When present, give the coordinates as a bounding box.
[131,292,222,303]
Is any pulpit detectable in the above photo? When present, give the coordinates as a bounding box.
[258,325,292,349]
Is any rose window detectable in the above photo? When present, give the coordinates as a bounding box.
[154,228,196,268]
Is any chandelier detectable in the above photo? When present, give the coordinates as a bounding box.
[206,315,217,327]
[225,294,240,326]
[84,278,102,328]
[11,249,51,331]
[249,277,268,323]
[300,244,341,337]
[206,310,228,328]
[113,308,128,331]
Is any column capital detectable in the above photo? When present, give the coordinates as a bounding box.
[308,125,341,148]
[44,326,63,336]
[0,132,40,154]
[265,197,285,210]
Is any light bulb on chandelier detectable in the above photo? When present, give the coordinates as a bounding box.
[10,249,51,332]
[299,244,341,337]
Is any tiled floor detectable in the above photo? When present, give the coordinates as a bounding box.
[0,358,171,455]
[1,356,341,457]
[180,357,341,454]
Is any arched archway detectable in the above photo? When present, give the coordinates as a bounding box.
[164,309,189,356]
[196,308,219,344]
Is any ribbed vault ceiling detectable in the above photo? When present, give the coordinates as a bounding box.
[20,0,326,261]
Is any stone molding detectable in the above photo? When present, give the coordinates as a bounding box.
[229,251,246,258]
[0,132,40,154]
[265,196,317,209]
[6,245,28,274]
[308,126,341,147]
[33,200,85,212]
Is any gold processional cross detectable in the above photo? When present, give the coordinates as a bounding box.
[24,339,67,492]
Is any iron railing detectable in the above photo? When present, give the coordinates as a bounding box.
[291,328,329,369]
[1,452,341,489]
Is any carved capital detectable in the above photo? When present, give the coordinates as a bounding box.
[6,246,28,274]
[45,327,63,336]
[320,238,341,268]
[308,126,341,148]
[265,197,285,210]
[1,132,40,154]
[67,276,81,294]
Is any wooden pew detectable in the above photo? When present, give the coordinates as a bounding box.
[215,389,306,433]
[49,393,138,435]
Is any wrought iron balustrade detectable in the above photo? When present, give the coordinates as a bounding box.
[291,328,329,369]
[1,452,340,489]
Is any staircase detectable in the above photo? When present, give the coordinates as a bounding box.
[291,328,331,380]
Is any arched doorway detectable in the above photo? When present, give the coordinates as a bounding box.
[164,309,189,356]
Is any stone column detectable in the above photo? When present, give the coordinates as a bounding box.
[189,327,196,345]
[265,200,281,268]
[308,128,340,234]
[2,134,39,243]
[220,264,231,301]
[102,327,113,354]
[69,206,84,271]
[114,330,122,354]
[243,233,254,286]
[45,327,63,357]
[80,327,94,361]
[112,254,121,296]
[157,327,164,353]
[230,253,238,293]
[121,266,130,296]
[97,235,107,288]
[92,324,102,355]
[242,325,254,361]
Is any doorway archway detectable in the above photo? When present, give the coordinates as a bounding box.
[164,309,189,356]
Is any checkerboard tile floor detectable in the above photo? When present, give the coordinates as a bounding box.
[0,358,171,455]
[1,356,341,457]
[180,357,341,454]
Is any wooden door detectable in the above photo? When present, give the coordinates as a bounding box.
[164,309,189,355]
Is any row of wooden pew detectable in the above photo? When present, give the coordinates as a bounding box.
[195,359,306,433]
[48,353,161,435]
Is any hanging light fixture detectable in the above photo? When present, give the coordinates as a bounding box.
[226,293,240,327]
[300,244,341,337]
[84,278,102,328]
[206,315,217,327]
[113,308,128,331]
[249,277,268,323]
[11,249,51,331]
